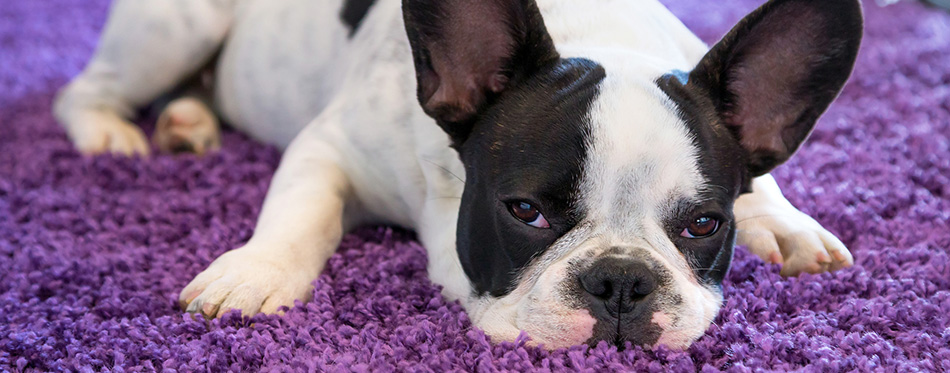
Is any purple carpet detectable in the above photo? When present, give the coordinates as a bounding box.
[2,0,949,371]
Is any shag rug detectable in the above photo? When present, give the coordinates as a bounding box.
[2,0,949,371]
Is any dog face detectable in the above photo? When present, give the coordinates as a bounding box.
[403,0,862,349]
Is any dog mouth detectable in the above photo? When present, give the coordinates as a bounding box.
[582,308,664,348]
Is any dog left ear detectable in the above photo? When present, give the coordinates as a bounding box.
[402,0,559,146]
[688,0,863,176]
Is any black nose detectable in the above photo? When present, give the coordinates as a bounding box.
[580,258,658,315]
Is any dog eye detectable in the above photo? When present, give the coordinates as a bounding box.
[680,216,720,238]
[507,201,550,229]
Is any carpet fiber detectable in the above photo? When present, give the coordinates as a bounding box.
[2,0,949,371]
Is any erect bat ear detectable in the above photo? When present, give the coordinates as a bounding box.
[688,0,863,176]
[402,0,559,146]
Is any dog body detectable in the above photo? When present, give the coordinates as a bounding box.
[213,0,704,149]
[55,0,861,349]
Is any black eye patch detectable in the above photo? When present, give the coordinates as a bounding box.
[656,71,751,286]
[454,58,605,297]
[667,198,735,285]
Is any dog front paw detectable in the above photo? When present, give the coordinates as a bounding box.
[737,208,853,277]
[178,247,317,319]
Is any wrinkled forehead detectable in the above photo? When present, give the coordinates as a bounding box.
[579,73,706,235]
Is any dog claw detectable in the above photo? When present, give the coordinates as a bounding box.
[180,290,201,310]
[201,302,219,317]
[768,251,783,264]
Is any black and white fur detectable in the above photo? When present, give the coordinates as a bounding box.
[54,0,862,349]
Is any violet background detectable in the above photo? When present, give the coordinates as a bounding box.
[1,0,949,371]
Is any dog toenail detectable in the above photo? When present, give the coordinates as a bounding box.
[186,290,201,301]
[768,251,783,264]
[201,302,218,316]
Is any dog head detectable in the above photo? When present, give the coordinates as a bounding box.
[402,0,862,349]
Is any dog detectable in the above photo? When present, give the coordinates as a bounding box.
[54,0,862,349]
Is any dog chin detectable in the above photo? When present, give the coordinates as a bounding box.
[651,285,723,350]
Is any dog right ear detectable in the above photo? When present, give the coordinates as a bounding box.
[687,0,863,177]
[402,0,559,146]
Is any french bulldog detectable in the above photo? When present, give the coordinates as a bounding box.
[54,0,862,349]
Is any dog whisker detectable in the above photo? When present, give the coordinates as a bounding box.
[735,212,804,225]
[422,158,465,184]
[427,196,462,201]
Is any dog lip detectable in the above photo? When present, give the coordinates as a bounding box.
[582,304,663,347]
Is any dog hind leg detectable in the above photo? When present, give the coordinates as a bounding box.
[54,0,234,156]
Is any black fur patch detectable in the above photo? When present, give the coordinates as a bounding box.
[455,58,605,297]
[656,71,743,286]
[340,0,377,37]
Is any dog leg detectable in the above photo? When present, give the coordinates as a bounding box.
[179,134,351,318]
[54,0,234,156]
[735,174,853,276]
